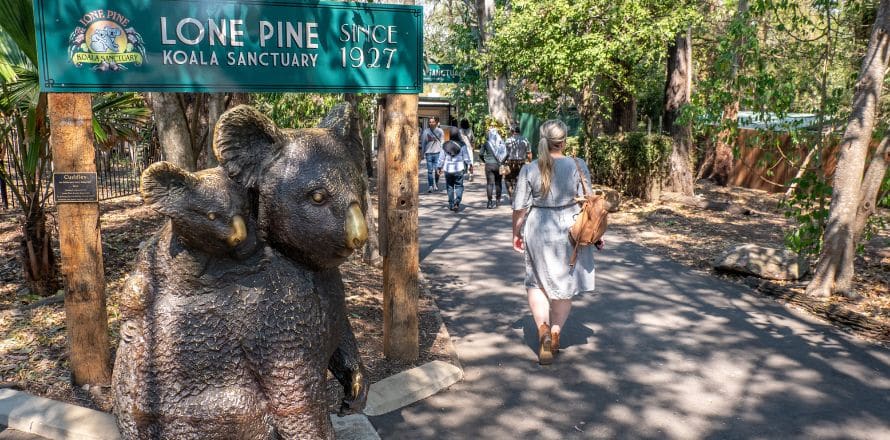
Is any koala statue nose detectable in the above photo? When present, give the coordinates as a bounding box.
[345,203,368,250]
[228,215,247,247]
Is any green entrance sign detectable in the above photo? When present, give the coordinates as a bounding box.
[33,0,423,93]
[423,63,457,83]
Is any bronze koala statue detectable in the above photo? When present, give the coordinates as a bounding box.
[112,104,369,440]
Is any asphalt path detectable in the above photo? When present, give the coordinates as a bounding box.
[369,163,890,439]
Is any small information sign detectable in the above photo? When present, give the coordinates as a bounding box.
[53,172,98,203]
[33,0,423,93]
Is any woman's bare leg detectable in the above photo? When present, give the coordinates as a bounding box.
[549,299,572,335]
[527,288,550,328]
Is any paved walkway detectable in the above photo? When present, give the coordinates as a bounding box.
[369,165,890,439]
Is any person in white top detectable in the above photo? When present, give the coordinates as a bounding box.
[437,130,472,212]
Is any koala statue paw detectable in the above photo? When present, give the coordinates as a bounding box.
[337,370,368,416]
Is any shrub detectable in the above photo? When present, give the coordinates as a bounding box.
[576,132,672,199]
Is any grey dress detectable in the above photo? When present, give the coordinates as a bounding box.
[512,157,596,299]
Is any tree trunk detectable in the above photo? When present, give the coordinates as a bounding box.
[663,29,695,196]
[603,84,637,135]
[853,136,890,244]
[477,0,514,126]
[20,203,59,296]
[807,0,890,299]
[345,94,382,267]
[710,101,738,186]
[702,0,748,186]
[204,93,226,168]
[574,83,602,142]
[146,92,197,171]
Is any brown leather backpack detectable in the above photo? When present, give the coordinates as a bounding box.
[569,159,607,268]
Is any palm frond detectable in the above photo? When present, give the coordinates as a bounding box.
[91,92,151,147]
[0,0,37,67]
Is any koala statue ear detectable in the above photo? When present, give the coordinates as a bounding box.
[213,105,283,189]
[319,102,353,142]
[140,161,197,215]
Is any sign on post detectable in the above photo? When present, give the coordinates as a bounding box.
[423,63,458,83]
[34,0,423,93]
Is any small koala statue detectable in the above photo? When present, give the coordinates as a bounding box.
[113,163,275,439]
[113,103,369,440]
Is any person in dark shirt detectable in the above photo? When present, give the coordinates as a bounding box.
[503,124,531,199]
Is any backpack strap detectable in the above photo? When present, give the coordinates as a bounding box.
[574,158,590,198]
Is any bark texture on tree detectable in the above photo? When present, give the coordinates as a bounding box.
[664,29,695,196]
[807,0,890,298]
[48,94,112,386]
[381,94,420,361]
[345,94,382,267]
[477,0,514,125]
[147,92,197,171]
[853,136,890,245]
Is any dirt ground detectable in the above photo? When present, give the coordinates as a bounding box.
[607,181,890,339]
[0,195,456,412]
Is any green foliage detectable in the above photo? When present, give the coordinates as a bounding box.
[251,93,343,129]
[576,133,672,198]
[91,93,151,148]
[781,171,831,256]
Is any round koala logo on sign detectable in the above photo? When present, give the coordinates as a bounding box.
[69,9,146,72]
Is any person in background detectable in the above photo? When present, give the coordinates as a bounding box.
[511,119,598,365]
[437,129,472,212]
[420,116,444,192]
[458,119,475,181]
[503,124,531,199]
[478,122,506,208]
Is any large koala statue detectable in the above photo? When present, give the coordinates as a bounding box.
[112,104,369,440]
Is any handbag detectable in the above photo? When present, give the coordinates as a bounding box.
[569,158,607,268]
[499,164,510,176]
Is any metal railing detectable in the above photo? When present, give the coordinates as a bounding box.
[1,139,163,211]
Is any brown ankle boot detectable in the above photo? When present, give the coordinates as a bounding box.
[538,324,553,365]
[551,330,560,355]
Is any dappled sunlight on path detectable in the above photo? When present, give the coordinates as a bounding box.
[369,163,890,439]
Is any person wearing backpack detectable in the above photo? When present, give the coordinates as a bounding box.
[510,119,603,365]
[479,123,507,208]
[420,116,445,192]
[437,129,472,212]
[503,124,531,199]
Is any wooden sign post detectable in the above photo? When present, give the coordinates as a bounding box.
[380,95,420,361]
[47,93,112,385]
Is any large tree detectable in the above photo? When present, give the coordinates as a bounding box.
[663,28,694,195]
[489,0,697,139]
[807,0,890,298]
[476,0,514,125]
[146,92,247,171]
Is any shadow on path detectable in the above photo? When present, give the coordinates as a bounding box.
[370,163,890,439]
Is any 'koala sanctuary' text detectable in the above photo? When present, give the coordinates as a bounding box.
[159,17,400,69]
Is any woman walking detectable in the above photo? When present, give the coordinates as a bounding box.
[511,120,598,365]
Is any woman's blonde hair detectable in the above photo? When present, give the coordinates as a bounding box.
[537,119,568,197]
